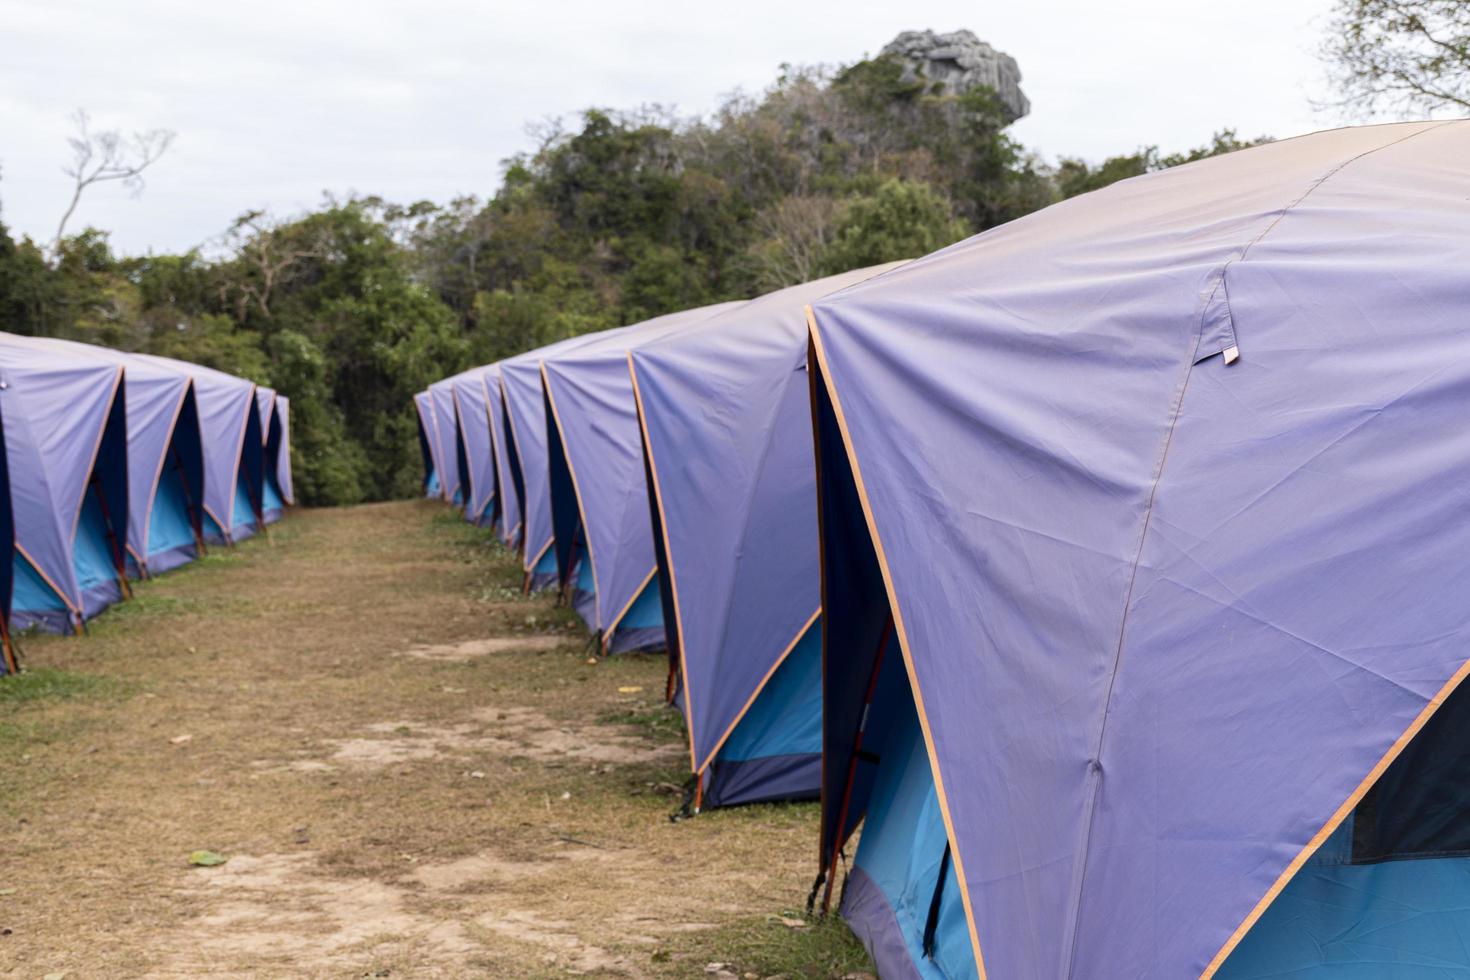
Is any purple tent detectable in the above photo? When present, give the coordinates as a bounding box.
[500,327,633,591]
[0,336,131,633]
[451,365,500,528]
[413,390,442,498]
[427,377,467,507]
[254,386,288,523]
[486,366,522,548]
[629,265,903,808]
[4,336,206,578]
[272,394,294,507]
[133,354,263,546]
[808,121,1470,979]
[541,301,744,653]
[0,394,12,670]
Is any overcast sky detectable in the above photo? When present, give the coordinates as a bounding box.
[2,0,1343,255]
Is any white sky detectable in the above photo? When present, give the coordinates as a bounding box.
[1,0,1344,255]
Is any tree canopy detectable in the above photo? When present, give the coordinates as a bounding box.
[0,50,1264,506]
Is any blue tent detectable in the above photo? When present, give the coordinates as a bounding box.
[808,121,1470,979]
[8,337,206,578]
[451,365,500,529]
[500,327,633,592]
[0,390,15,671]
[0,336,131,633]
[428,378,465,507]
[254,387,287,523]
[486,366,522,548]
[134,355,263,546]
[628,266,902,808]
[541,301,745,654]
[270,393,294,510]
[414,390,442,499]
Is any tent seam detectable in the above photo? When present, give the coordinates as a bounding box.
[1061,119,1458,980]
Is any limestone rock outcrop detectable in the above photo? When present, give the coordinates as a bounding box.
[879,29,1030,123]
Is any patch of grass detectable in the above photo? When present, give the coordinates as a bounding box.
[601,700,687,742]
[659,912,872,978]
[0,666,128,704]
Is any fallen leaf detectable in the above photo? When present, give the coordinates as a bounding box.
[169,734,193,745]
[778,915,807,929]
[187,850,227,867]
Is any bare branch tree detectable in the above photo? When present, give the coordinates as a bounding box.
[1320,0,1470,117]
[52,109,176,253]
[217,210,325,320]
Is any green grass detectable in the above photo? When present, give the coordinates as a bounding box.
[0,666,127,704]
[658,911,871,978]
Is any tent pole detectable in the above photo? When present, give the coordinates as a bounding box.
[821,612,893,914]
[559,534,580,607]
[245,467,269,543]
[89,473,133,601]
[172,443,207,558]
[0,615,18,674]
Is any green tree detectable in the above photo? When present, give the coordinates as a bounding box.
[1323,0,1470,114]
[821,179,970,274]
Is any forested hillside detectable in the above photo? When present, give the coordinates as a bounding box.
[0,47,1263,506]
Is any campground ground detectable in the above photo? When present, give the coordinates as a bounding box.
[0,501,871,979]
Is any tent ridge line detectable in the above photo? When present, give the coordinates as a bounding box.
[807,306,989,980]
[1060,308,1208,980]
[1064,119,1456,980]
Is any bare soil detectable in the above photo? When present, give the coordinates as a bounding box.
[0,502,868,979]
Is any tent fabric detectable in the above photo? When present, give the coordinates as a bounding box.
[255,387,285,523]
[486,368,522,548]
[0,395,12,669]
[0,336,206,577]
[427,378,463,505]
[134,354,263,546]
[500,327,633,587]
[628,264,904,786]
[274,394,294,505]
[807,120,1470,979]
[414,390,441,498]
[451,365,499,528]
[539,300,745,650]
[0,336,130,633]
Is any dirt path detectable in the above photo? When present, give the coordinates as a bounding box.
[0,502,866,979]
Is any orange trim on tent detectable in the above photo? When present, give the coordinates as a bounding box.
[809,305,988,979]
[629,354,698,772]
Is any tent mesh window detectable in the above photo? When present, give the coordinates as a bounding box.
[1351,676,1470,864]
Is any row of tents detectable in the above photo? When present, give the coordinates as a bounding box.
[417,121,1470,979]
[0,334,292,665]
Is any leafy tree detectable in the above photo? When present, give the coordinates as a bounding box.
[0,42,1269,507]
[1323,0,1470,114]
[821,179,970,273]
[1057,129,1273,199]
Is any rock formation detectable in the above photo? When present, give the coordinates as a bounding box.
[879,29,1030,123]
